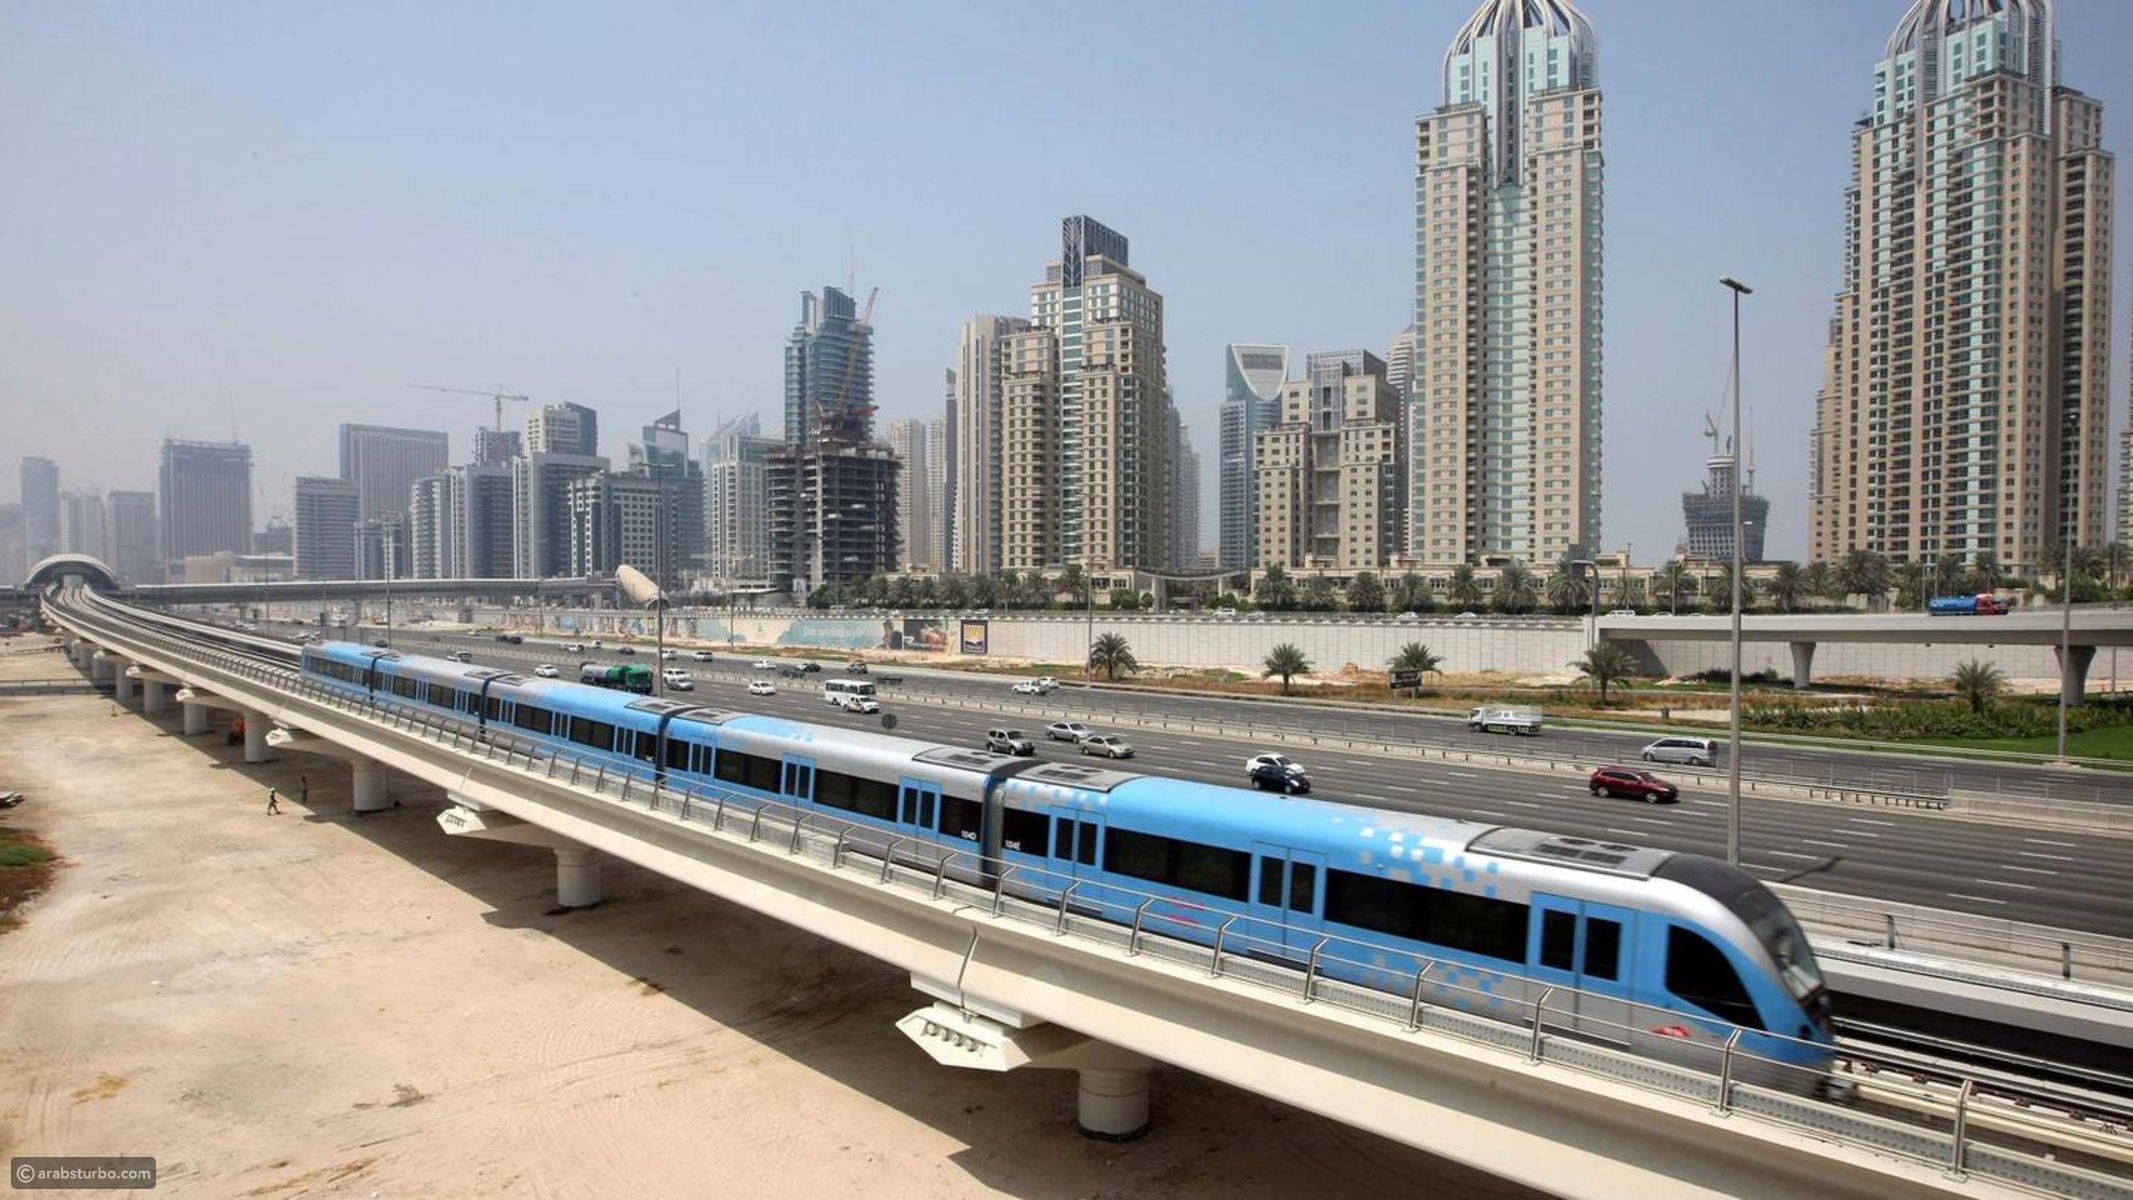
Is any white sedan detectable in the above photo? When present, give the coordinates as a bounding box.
[1245,752,1300,776]
[534,664,559,678]
[562,642,584,653]
[1078,734,1134,759]
[747,680,776,697]
[752,659,776,671]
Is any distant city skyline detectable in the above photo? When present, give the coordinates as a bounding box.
[4,1,2131,563]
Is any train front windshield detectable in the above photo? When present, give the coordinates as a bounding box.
[1655,855,1827,1004]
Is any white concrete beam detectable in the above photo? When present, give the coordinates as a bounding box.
[438,805,600,907]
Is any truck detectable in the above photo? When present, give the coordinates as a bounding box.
[1928,594,2011,616]
[580,662,653,694]
[1467,705,1544,736]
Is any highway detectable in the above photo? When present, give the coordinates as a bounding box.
[353,627,2133,938]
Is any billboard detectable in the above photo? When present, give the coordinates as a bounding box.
[883,617,950,653]
[957,619,989,656]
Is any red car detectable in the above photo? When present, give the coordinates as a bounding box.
[1589,766,1679,804]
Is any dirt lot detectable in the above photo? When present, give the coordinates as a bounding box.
[0,639,1536,1199]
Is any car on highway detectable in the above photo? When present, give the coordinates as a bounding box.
[563,642,584,653]
[1033,676,1058,692]
[846,661,869,674]
[1247,760,1311,794]
[534,664,559,678]
[1245,752,1303,777]
[1642,737,1717,768]
[752,659,776,671]
[616,645,636,656]
[1396,611,1421,624]
[1011,681,1045,695]
[1589,766,1679,804]
[372,639,389,648]
[747,679,776,697]
[796,661,822,673]
[1607,609,1638,617]
[1078,733,1134,760]
[661,668,694,691]
[985,727,1035,756]
[449,650,474,663]
[1212,606,1238,618]
[659,649,677,660]
[1046,721,1095,743]
[840,695,879,713]
[690,650,715,662]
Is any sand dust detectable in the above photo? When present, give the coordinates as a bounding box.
[0,639,1537,1199]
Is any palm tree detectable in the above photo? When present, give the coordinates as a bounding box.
[1651,560,1692,616]
[913,574,939,609]
[1346,571,1386,614]
[969,572,999,608]
[1087,632,1138,682]
[1447,564,1484,609]
[1950,659,2005,716]
[1962,552,2002,596]
[1058,564,1089,608]
[1835,548,1891,609]
[1893,560,1930,611]
[1393,571,1431,613]
[1493,563,1539,614]
[1543,555,1589,615]
[1300,576,1338,612]
[1765,562,1807,613]
[1263,643,1311,695]
[1022,570,1053,609]
[2105,543,2132,593]
[1801,560,1836,607]
[1931,552,1966,601]
[1389,642,1443,683]
[1254,564,1296,611]
[1705,562,1737,613]
[1574,643,1638,706]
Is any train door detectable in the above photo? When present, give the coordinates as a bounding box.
[897,779,940,838]
[779,756,816,812]
[1527,895,1636,1043]
[1249,844,1325,962]
[1055,812,1107,915]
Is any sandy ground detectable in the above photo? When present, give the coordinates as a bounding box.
[0,639,1539,1200]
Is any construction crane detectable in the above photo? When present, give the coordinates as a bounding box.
[407,384,530,435]
[819,286,878,444]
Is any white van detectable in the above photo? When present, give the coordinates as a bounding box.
[824,678,879,712]
[1641,736,1717,767]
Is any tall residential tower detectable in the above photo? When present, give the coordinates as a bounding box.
[1408,0,1603,566]
[1811,0,2112,572]
[1216,344,1288,569]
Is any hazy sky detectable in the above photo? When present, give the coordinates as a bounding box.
[5,0,2131,562]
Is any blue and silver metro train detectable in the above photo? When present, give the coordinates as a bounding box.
[302,640,1835,1068]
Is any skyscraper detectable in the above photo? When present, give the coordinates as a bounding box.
[887,418,942,571]
[450,463,517,579]
[293,476,360,580]
[59,490,106,559]
[784,287,874,446]
[524,403,599,457]
[104,491,156,585]
[472,427,522,467]
[627,410,705,585]
[512,452,608,578]
[1170,422,1202,569]
[1017,215,1171,570]
[19,457,58,564]
[338,424,449,522]
[355,516,405,581]
[1255,352,1404,571]
[1811,0,2113,572]
[949,314,1032,574]
[927,413,951,575]
[566,472,668,584]
[767,442,899,594]
[0,505,26,586]
[1682,419,1769,564]
[409,475,452,579]
[158,440,252,564]
[704,416,780,586]
[1217,344,1289,569]
[1409,0,1604,566]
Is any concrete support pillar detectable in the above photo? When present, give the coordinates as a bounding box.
[554,847,601,909]
[351,760,389,813]
[112,664,135,704]
[243,708,271,764]
[1076,1064,1152,1141]
[89,653,113,684]
[1788,641,1816,691]
[142,679,168,715]
[182,700,210,737]
[2056,644,2098,709]
[70,641,92,668]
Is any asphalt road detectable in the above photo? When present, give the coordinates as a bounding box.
[350,626,2133,938]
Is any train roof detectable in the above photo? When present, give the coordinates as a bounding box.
[1468,828,1675,879]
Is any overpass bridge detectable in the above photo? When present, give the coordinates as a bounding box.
[1599,609,2133,699]
[35,583,2133,1199]
[18,552,614,607]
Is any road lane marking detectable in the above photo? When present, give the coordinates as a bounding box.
[2018,851,2075,862]
[1632,817,1671,826]
[1980,879,2037,890]
[2004,865,2058,876]
[1844,831,1880,838]
[1945,893,2008,905]
[1801,839,1849,850]
[1604,829,1644,838]
[2023,838,2079,849]
[1765,850,1820,859]
[1448,771,1478,779]
[1848,818,1896,826]
[1505,800,1544,809]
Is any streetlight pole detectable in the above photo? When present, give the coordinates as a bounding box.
[1720,276,1752,868]
[2057,541,2075,763]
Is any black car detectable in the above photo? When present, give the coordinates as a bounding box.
[616,646,636,656]
[846,661,869,674]
[798,661,822,673]
[1248,762,1312,794]
[777,664,804,678]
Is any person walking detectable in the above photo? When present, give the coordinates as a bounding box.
[266,787,281,816]
[298,774,309,807]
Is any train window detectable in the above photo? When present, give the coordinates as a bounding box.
[569,717,615,751]
[1257,859,1282,907]
[486,695,504,720]
[1175,842,1248,901]
[632,732,657,764]
[1326,871,1530,963]
[1326,871,1425,941]
[917,792,936,829]
[1287,862,1316,913]
[1429,891,1529,963]
[1584,918,1622,982]
[714,751,748,786]
[1665,926,1762,1030]
[427,683,454,708]
[938,797,981,842]
[1074,823,1098,868]
[816,770,852,809]
[1106,827,1172,885]
[813,770,894,820]
[664,737,692,771]
[392,677,419,699]
[513,705,551,735]
[462,691,482,715]
[1541,910,1576,972]
[1002,809,1048,855]
[781,762,813,799]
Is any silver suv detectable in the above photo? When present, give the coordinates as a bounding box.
[1641,737,1717,768]
[986,728,1035,756]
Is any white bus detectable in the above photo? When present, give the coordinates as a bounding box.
[823,678,879,712]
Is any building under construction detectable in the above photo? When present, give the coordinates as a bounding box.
[1681,415,1768,563]
[768,284,899,596]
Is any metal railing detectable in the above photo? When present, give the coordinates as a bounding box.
[45,590,2133,1200]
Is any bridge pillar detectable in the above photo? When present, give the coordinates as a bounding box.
[351,759,390,813]
[70,640,92,668]
[141,678,168,715]
[897,1003,1152,1141]
[181,700,210,737]
[1075,1060,1153,1141]
[112,662,135,704]
[554,847,601,908]
[1788,641,1816,691]
[242,708,271,763]
[2056,644,2098,709]
[89,651,114,684]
